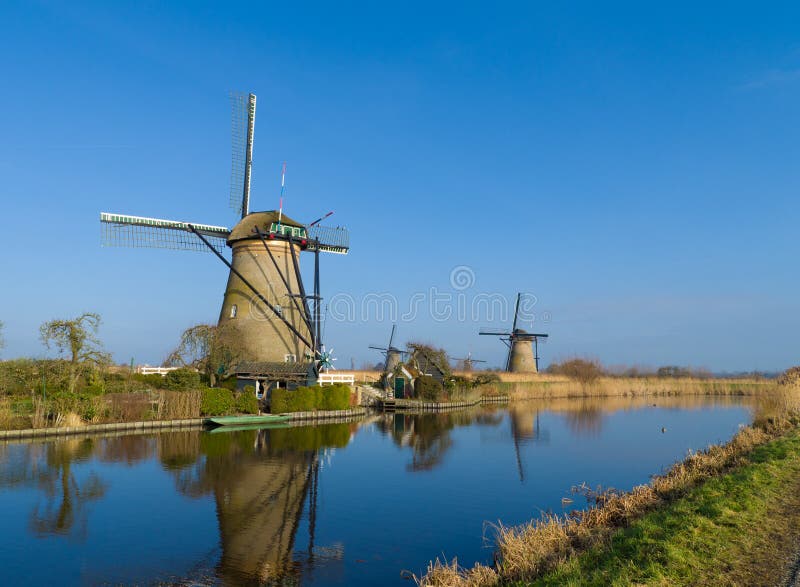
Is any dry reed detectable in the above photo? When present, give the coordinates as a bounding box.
[476,376,774,403]
[156,390,201,419]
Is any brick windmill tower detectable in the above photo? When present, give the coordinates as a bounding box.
[480,293,548,373]
[100,93,349,385]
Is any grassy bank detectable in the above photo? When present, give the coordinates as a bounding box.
[419,385,800,587]
[529,430,800,586]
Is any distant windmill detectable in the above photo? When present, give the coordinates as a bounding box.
[448,352,487,372]
[369,325,408,374]
[99,92,349,384]
[480,293,548,373]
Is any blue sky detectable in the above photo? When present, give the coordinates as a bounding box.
[1,1,798,371]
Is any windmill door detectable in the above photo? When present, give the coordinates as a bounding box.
[394,377,406,398]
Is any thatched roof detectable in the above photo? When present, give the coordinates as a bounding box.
[228,211,305,243]
[235,361,312,378]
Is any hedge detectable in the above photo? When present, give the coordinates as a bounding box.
[415,375,444,400]
[236,387,259,414]
[200,387,234,416]
[270,384,351,413]
[164,368,201,391]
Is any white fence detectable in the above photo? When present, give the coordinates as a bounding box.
[136,366,181,376]
[318,372,355,385]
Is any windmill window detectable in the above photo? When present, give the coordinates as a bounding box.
[284,354,296,363]
[230,304,238,318]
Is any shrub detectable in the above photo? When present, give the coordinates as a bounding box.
[415,375,444,400]
[0,359,74,396]
[132,373,167,388]
[320,384,351,410]
[446,375,474,391]
[131,373,165,389]
[778,366,800,387]
[655,365,712,379]
[164,368,201,391]
[549,358,603,384]
[217,377,238,391]
[473,372,502,385]
[235,387,259,414]
[200,387,234,416]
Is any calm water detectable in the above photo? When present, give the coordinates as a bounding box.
[0,397,752,586]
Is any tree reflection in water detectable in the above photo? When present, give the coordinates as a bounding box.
[377,409,505,472]
[561,402,605,437]
[0,439,106,539]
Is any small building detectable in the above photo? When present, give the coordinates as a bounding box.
[234,361,314,400]
[384,345,451,398]
[408,346,449,384]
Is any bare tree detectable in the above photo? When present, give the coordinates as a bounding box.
[165,323,240,386]
[0,320,5,355]
[39,313,111,393]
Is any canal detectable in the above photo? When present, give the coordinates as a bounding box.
[0,396,752,585]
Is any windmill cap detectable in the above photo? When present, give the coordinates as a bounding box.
[227,210,305,243]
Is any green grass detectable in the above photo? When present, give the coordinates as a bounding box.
[527,431,800,586]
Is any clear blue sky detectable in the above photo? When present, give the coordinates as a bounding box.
[1,1,798,372]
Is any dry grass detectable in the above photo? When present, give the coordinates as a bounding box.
[103,392,152,422]
[417,386,800,587]
[156,390,201,419]
[0,399,18,429]
[416,559,497,587]
[62,412,84,427]
[475,376,774,402]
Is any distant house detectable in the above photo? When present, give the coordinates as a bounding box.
[384,345,451,398]
[408,346,449,384]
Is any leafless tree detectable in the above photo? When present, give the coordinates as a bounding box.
[39,313,111,393]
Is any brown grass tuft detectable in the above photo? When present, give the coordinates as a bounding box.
[415,558,498,587]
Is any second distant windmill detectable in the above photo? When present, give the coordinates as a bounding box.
[480,293,548,373]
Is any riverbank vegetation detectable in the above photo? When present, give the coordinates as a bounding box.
[418,372,800,586]
[0,316,264,430]
[0,361,260,429]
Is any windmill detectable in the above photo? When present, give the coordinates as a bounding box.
[100,92,349,386]
[448,352,487,372]
[368,325,408,374]
[479,293,548,373]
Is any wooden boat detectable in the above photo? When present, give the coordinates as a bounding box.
[206,414,291,427]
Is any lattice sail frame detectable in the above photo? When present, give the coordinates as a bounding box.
[307,225,350,254]
[229,92,256,217]
[100,212,230,254]
[229,93,247,215]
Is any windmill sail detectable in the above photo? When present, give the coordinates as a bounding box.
[307,225,350,255]
[100,212,230,254]
[230,92,256,218]
[479,328,511,336]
